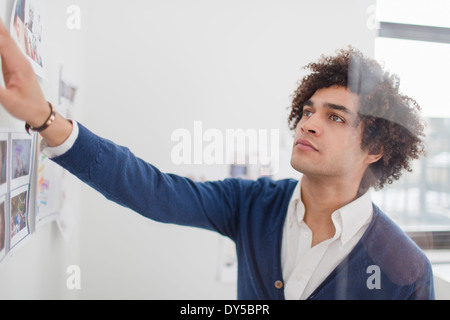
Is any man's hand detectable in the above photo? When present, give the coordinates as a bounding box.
[0,19,72,147]
[0,19,49,127]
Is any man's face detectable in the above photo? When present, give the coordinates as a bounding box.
[291,86,373,182]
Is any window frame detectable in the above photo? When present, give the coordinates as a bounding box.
[376,20,450,249]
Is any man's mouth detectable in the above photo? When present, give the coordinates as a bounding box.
[295,138,319,152]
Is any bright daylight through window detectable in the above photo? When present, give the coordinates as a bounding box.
[373,0,450,248]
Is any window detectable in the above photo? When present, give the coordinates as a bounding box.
[373,0,450,248]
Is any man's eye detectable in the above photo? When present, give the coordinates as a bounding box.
[303,109,313,117]
[330,114,344,123]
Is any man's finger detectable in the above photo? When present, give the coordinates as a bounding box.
[0,19,30,73]
[0,19,8,35]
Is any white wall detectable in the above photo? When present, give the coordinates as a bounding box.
[78,0,376,299]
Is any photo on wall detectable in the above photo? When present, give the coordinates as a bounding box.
[0,195,7,262]
[36,136,64,226]
[9,132,34,190]
[10,0,46,78]
[58,65,79,117]
[0,134,8,196]
[9,185,29,249]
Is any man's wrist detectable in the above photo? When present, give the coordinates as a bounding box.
[25,102,56,134]
[27,100,53,128]
[40,119,79,158]
[39,113,74,148]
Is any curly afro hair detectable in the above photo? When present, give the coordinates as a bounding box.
[288,47,426,190]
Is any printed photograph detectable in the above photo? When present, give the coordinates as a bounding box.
[0,140,6,185]
[9,186,29,248]
[10,133,33,190]
[0,136,7,196]
[0,196,6,261]
[10,0,46,78]
[12,139,31,179]
[57,65,79,119]
[36,135,64,226]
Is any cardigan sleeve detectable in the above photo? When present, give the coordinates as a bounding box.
[51,123,243,239]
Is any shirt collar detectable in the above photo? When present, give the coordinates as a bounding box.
[287,181,304,226]
[332,189,373,245]
[288,177,373,246]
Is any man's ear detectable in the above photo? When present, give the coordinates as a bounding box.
[366,146,383,165]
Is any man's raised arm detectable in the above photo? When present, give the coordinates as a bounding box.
[0,19,73,147]
[0,18,242,239]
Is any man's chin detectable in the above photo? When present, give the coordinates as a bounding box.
[290,157,305,174]
[290,157,322,177]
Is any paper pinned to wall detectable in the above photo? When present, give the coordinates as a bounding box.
[58,65,79,117]
[10,0,47,79]
[35,138,63,226]
[56,64,79,240]
[10,132,33,190]
[0,129,36,259]
[0,194,6,263]
[0,134,8,196]
[9,184,30,249]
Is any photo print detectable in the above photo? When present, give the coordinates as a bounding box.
[10,132,34,190]
[0,133,8,196]
[10,0,46,78]
[9,185,30,249]
[36,136,64,225]
[0,195,6,262]
[56,64,80,123]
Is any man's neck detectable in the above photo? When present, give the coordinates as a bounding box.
[300,174,362,246]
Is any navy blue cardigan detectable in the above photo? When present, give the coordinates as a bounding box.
[52,124,435,300]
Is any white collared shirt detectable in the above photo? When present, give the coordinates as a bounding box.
[281,178,373,300]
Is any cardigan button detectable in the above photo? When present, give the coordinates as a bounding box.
[274,280,283,289]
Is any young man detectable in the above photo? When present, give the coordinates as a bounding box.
[0,20,434,299]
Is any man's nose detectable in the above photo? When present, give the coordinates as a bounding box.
[300,115,322,136]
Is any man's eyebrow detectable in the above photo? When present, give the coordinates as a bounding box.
[303,100,314,107]
[323,102,354,115]
[303,100,354,115]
